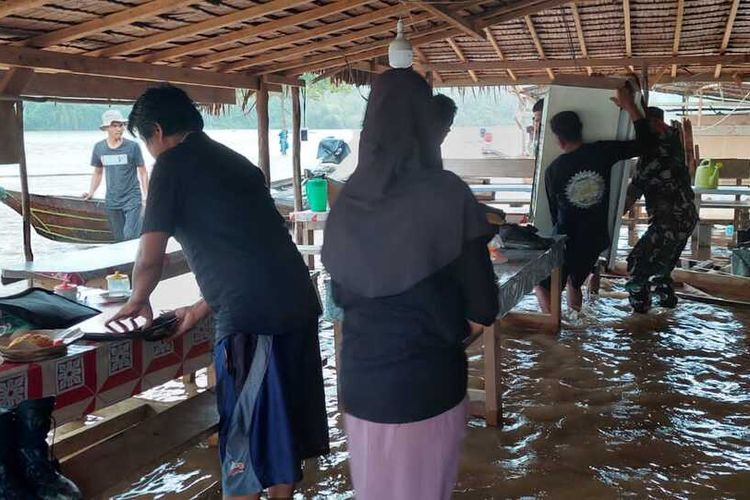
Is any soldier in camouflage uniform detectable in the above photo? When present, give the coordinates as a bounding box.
[624,107,699,313]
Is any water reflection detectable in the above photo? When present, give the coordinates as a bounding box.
[107,281,749,498]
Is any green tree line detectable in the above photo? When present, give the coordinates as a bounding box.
[22,80,520,131]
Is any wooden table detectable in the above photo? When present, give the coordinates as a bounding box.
[692,186,750,257]
[1,238,187,287]
[326,237,565,427]
[0,274,213,424]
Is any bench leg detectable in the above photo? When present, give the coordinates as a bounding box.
[334,321,343,410]
[550,266,562,333]
[483,322,502,427]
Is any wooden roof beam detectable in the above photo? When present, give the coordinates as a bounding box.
[220,10,431,72]
[447,37,479,84]
[413,46,442,84]
[569,2,592,75]
[413,1,484,40]
[205,3,417,71]
[0,45,263,89]
[484,28,516,81]
[422,53,750,72]
[478,0,598,28]
[671,0,684,77]
[146,0,375,65]
[0,1,48,18]
[88,0,312,58]
[715,0,741,78]
[525,15,554,80]
[23,0,194,48]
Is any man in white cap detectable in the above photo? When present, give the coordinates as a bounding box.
[83,109,148,241]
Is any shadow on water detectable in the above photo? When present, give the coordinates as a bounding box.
[103,278,750,499]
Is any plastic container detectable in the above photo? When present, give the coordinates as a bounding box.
[53,281,78,302]
[306,177,328,212]
[106,271,130,293]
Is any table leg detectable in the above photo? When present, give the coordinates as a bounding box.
[303,228,315,269]
[549,266,562,333]
[483,321,501,427]
[691,195,702,255]
[333,320,343,409]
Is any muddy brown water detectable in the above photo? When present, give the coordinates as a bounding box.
[100,286,750,499]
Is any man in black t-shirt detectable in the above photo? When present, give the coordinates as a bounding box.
[535,86,648,313]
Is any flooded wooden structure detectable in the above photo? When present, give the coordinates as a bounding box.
[0,0,749,497]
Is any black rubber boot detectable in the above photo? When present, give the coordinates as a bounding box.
[0,409,31,499]
[626,281,651,314]
[654,282,678,308]
[15,397,82,500]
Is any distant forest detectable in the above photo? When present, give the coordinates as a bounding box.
[23,79,522,131]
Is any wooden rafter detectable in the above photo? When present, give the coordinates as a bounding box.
[221,11,431,72]
[0,68,33,95]
[0,45,267,89]
[144,0,374,64]
[569,2,592,75]
[481,0,598,26]
[447,37,478,83]
[525,15,554,80]
[671,0,684,77]
[23,0,194,48]
[413,46,442,84]
[623,0,632,56]
[484,28,516,81]
[0,1,48,18]
[714,0,741,78]
[88,0,311,58]
[413,1,483,39]
[422,53,750,72]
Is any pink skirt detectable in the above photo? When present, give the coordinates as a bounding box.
[344,399,468,500]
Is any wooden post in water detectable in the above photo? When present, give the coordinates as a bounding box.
[15,100,33,262]
[256,81,271,187]
[291,86,305,249]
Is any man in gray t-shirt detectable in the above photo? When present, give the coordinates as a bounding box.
[84,110,148,241]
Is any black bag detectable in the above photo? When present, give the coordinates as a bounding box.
[496,224,554,250]
[0,288,100,329]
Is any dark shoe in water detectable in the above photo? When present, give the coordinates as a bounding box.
[626,281,651,314]
[655,283,678,308]
[15,397,83,500]
[0,409,31,500]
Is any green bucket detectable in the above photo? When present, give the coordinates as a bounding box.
[306,177,328,212]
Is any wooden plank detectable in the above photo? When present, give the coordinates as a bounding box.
[24,0,194,48]
[292,86,303,220]
[485,28,516,81]
[479,0,599,27]
[221,9,431,72]
[415,1,484,39]
[89,0,311,58]
[525,15,555,80]
[447,37,479,84]
[443,158,535,178]
[482,321,501,426]
[257,82,271,186]
[0,67,33,95]
[623,0,632,57]
[0,70,235,103]
[0,45,260,89]
[423,53,750,72]
[15,101,32,261]
[152,0,374,66]
[54,401,154,459]
[0,0,48,18]
[714,0,741,78]
[60,391,218,498]
[671,0,684,77]
[570,2,592,75]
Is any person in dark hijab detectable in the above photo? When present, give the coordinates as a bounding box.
[322,69,499,500]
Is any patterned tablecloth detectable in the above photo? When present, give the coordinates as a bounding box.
[323,236,566,321]
[0,275,214,425]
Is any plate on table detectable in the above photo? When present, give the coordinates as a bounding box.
[97,290,132,304]
[0,330,68,363]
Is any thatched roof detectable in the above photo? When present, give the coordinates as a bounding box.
[0,0,748,103]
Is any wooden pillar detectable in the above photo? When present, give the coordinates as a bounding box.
[291,87,303,214]
[15,100,33,262]
[256,81,271,187]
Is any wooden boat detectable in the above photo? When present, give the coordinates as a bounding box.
[1,180,299,245]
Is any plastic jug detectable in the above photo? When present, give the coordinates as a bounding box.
[695,159,723,189]
[305,177,328,212]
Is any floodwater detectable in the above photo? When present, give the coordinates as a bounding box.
[100,282,750,499]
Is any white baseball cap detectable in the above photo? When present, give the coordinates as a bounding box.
[100,109,127,130]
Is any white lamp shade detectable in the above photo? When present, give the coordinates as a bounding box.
[388,20,413,69]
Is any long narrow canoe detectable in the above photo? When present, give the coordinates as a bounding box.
[0,181,298,245]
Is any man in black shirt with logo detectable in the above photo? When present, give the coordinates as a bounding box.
[536,86,649,313]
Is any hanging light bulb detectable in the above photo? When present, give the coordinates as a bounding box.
[388,19,413,69]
